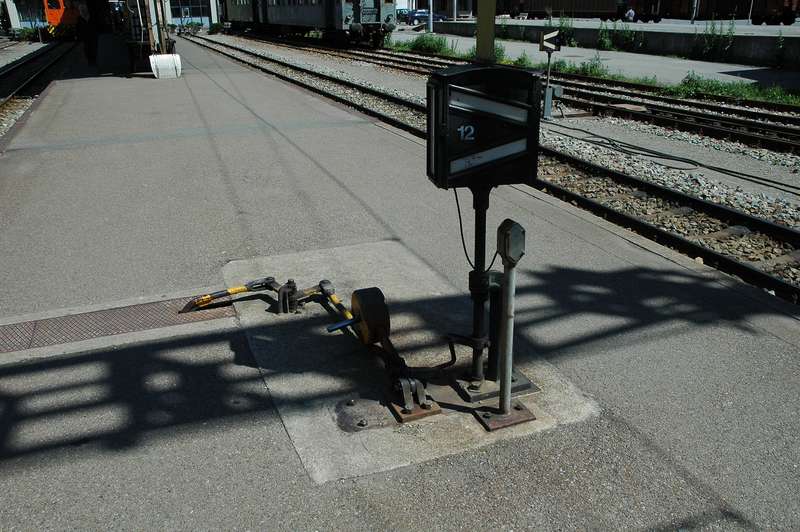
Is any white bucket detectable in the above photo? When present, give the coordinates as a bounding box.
[150,54,182,79]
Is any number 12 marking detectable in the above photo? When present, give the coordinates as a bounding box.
[457,125,475,141]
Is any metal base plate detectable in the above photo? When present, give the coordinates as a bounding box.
[474,400,536,431]
[452,367,540,403]
[387,398,442,423]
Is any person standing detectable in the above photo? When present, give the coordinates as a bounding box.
[76,0,98,66]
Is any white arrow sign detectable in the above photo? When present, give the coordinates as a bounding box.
[540,29,561,52]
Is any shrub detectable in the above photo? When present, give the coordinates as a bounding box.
[208,22,223,34]
[690,18,734,61]
[545,13,577,47]
[663,71,800,106]
[407,33,451,54]
[15,27,39,42]
[513,51,533,68]
[597,22,613,50]
[576,53,609,77]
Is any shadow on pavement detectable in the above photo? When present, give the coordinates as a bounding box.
[719,67,800,90]
[0,264,776,465]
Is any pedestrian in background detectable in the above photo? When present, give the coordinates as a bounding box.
[76,0,98,66]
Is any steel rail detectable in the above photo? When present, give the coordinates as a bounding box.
[186,36,426,136]
[555,77,800,128]
[232,33,798,138]
[189,34,800,303]
[0,42,76,109]
[0,42,58,78]
[551,71,800,116]
[558,92,800,153]
[558,84,800,138]
[241,35,437,75]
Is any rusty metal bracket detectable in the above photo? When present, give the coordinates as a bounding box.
[388,377,441,422]
[474,400,536,431]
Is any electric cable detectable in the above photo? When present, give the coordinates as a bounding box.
[453,188,475,270]
[454,189,501,272]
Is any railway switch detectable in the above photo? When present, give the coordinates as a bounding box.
[181,277,352,316]
[427,66,541,424]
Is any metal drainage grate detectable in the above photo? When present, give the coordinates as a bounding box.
[0,297,235,354]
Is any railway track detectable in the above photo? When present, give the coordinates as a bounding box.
[555,82,800,154]
[0,41,19,52]
[187,34,800,303]
[0,42,76,111]
[235,35,441,75]
[223,33,800,152]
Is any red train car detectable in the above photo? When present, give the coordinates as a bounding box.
[44,0,79,27]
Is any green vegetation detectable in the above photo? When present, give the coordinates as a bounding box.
[596,21,646,52]
[690,18,735,62]
[386,33,798,108]
[775,30,786,69]
[14,27,40,42]
[513,51,533,68]
[207,22,223,35]
[390,33,456,55]
[389,34,508,61]
[544,13,577,47]
[663,72,800,106]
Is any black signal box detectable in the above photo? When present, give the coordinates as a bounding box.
[427,65,541,190]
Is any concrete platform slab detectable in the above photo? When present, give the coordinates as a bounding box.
[2,37,800,529]
[391,32,800,88]
[223,240,598,483]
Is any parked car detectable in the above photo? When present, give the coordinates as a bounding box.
[406,9,447,25]
[396,8,410,23]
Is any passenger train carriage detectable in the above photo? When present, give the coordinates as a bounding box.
[222,0,397,46]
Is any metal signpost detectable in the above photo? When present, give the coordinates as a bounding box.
[539,29,561,119]
[427,65,541,429]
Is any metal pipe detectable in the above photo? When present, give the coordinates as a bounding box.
[475,0,495,62]
[470,186,490,383]
[486,279,501,381]
[498,260,516,414]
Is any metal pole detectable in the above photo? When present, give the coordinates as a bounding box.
[427,0,433,32]
[475,0,495,61]
[469,186,490,384]
[545,50,551,88]
[486,279,501,382]
[495,219,524,416]
[498,260,516,414]
[452,0,457,21]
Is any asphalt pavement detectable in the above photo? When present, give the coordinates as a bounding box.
[0,37,799,529]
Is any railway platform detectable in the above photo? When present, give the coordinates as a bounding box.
[1,38,799,529]
[392,31,800,89]
[0,41,51,70]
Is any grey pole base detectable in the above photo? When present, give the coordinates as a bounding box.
[474,399,536,431]
[452,367,540,403]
